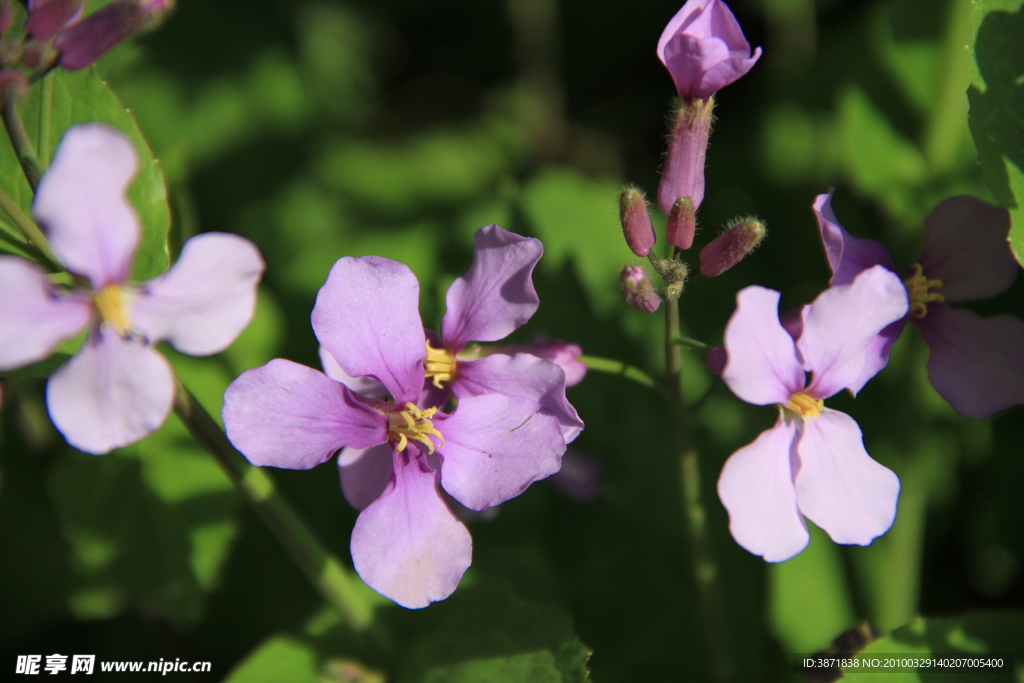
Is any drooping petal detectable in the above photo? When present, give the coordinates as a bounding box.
[721,287,804,406]
[130,233,264,355]
[0,257,91,370]
[222,359,386,469]
[339,444,394,511]
[919,195,1017,303]
[794,409,900,546]
[312,256,425,404]
[350,455,471,609]
[33,124,139,288]
[46,331,173,454]
[454,353,584,443]
[916,305,1024,418]
[318,346,388,398]
[800,265,908,398]
[436,394,565,511]
[814,189,897,286]
[441,225,542,351]
[716,419,809,562]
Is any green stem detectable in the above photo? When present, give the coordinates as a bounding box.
[923,0,972,173]
[0,185,60,269]
[172,379,378,635]
[665,296,732,681]
[2,98,43,191]
[38,73,54,163]
[579,355,659,391]
[673,335,711,353]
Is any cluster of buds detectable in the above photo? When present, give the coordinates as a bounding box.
[617,0,762,313]
[0,0,173,77]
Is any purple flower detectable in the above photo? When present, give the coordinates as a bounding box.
[657,0,761,102]
[0,124,263,454]
[815,189,1024,418]
[223,253,572,608]
[717,266,908,561]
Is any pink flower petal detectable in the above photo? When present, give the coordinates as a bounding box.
[222,359,386,469]
[814,189,897,286]
[794,410,900,546]
[494,340,587,387]
[441,225,542,351]
[455,353,584,444]
[0,257,90,370]
[338,444,395,511]
[437,394,565,511]
[917,305,1024,418]
[33,124,139,288]
[919,195,1017,303]
[312,256,426,404]
[799,266,908,398]
[716,419,809,562]
[845,318,906,397]
[130,233,264,355]
[46,331,174,454]
[351,455,471,608]
[318,346,388,398]
[722,286,804,406]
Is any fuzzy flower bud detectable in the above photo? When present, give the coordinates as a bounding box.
[657,0,762,102]
[619,186,657,257]
[55,0,174,70]
[699,216,766,277]
[667,196,697,250]
[25,0,83,41]
[658,98,713,216]
[619,265,661,313]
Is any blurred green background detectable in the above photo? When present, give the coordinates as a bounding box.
[2,0,1023,680]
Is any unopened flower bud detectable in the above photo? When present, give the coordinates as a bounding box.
[619,186,656,257]
[699,216,766,277]
[25,0,83,40]
[706,347,727,376]
[619,265,661,313]
[657,98,713,216]
[667,196,696,250]
[55,0,174,70]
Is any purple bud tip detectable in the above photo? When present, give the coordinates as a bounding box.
[657,98,714,216]
[25,0,83,41]
[706,347,727,375]
[619,265,661,313]
[55,0,174,70]
[698,216,766,277]
[667,196,697,250]
[620,186,657,257]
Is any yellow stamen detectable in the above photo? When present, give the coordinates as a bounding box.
[387,402,444,454]
[93,285,130,335]
[903,263,944,318]
[424,341,457,388]
[785,392,824,419]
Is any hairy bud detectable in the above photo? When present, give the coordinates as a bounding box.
[619,186,657,257]
[667,196,696,250]
[619,265,661,313]
[699,216,766,277]
[55,0,174,70]
[657,97,713,216]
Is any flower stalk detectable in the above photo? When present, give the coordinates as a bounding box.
[1,96,44,191]
[0,184,60,269]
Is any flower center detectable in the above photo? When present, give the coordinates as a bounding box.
[424,342,457,389]
[903,263,944,318]
[387,402,443,454]
[784,392,823,419]
[93,285,130,335]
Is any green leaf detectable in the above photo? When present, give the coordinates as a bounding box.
[222,637,321,683]
[841,611,1024,681]
[968,0,1024,267]
[0,68,171,279]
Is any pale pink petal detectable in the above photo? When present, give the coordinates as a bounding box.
[222,359,386,469]
[794,410,900,546]
[338,444,394,511]
[846,319,906,397]
[33,124,139,288]
[0,257,90,370]
[716,419,809,562]
[721,286,804,406]
[919,195,1017,303]
[318,346,388,398]
[312,256,425,404]
[916,305,1024,418]
[351,454,471,608]
[800,266,908,398]
[436,394,565,511]
[494,340,587,387]
[130,233,264,355]
[657,0,708,58]
[441,225,542,351]
[46,331,173,454]
[814,189,897,286]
